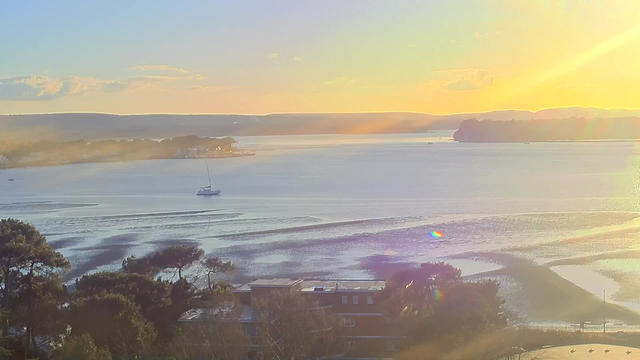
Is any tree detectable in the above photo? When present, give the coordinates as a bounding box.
[381,262,461,321]
[151,245,204,280]
[68,294,156,360]
[164,279,198,340]
[0,311,13,359]
[74,271,175,345]
[381,262,506,345]
[74,272,171,320]
[14,274,68,352]
[122,245,205,280]
[415,281,507,341]
[195,281,234,309]
[168,307,249,360]
[254,291,343,360]
[118,247,228,342]
[0,218,69,351]
[121,255,158,277]
[201,257,235,292]
[53,334,112,360]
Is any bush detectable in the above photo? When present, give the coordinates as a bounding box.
[53,334,111,360]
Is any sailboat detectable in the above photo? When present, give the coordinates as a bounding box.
[196,160,221,196]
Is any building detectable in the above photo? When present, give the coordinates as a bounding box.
[179,278,401,359]
[17,152,48,164]
[173,145,208,158]
[0,155,9,167]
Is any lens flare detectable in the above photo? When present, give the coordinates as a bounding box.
[430,231,443,238]
[433,288,444,301]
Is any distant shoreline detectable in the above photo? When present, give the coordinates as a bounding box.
[4,107,640,142]
[0,152,255,171]
[453,118,640,143]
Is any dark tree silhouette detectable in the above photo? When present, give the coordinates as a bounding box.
[381,262,506,344]
[52,334,112,360]
[121,255,159,277]
[381,262,462,320]
[201,256,236,292]
[254,291,343,360]
[123,245,205,280]
[68,293,156,360]
[151,245,205,280]
[0,218,69,353]
[75,272,172,323]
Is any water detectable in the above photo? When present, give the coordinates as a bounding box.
[2,131,640,288]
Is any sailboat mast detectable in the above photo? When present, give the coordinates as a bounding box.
[206,160,212,187]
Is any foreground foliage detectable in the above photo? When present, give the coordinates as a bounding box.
[0,219,235,360]
[3,218,614,360]
[52,334,112,360]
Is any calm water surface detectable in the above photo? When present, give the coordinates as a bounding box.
[2,131,640,286]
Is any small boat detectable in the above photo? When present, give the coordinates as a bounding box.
[7,178,14,182]
[196,160,221,196]
[427,142,434,145]
[197,185,220,196]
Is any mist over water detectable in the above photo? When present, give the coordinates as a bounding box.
[2,131,640,300]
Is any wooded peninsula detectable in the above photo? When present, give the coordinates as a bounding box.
[453,117,640,142]
[0,136,251,169]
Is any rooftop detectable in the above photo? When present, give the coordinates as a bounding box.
[179,304,258,322]
[234,278,386,293]
[300,280,385,292]
[248,278,303,287]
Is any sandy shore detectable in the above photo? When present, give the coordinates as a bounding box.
[522,344,640,360]
[456,251,640,324]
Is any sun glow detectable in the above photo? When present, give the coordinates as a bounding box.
[493,22,640,108]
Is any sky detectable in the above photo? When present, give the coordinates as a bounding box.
[2,0,640,115]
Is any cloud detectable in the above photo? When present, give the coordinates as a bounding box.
[0,75,100,101]
[475,30,503,38]
[432,68,474,74]
[324,77,357,85]
[126,65,191,74]
[444,69,494,91]
[183,74,205,80]
[0,72,205,101]
[293,56,303,62]
[185,85,233,92]
[408,43,417,48]
[101,75,178,93]
[125,65,203,80]
[418,69,494,92]
[268,53,279,60]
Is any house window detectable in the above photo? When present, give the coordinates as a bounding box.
[343,340,356,350]
[353,295,359,304]
[341,318,355,327]
[342,295,348,304]
[367,296,374,305]
[246,324,261,338]
[386,341,397,352]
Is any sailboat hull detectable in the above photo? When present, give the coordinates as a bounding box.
[197,160,221,195]
[196,189,221,196]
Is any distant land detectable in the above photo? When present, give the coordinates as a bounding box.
[454,117,640,142]
[3,107,640,141]
[0,135,250,169]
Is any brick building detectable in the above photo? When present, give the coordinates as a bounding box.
[179,278,402,359]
